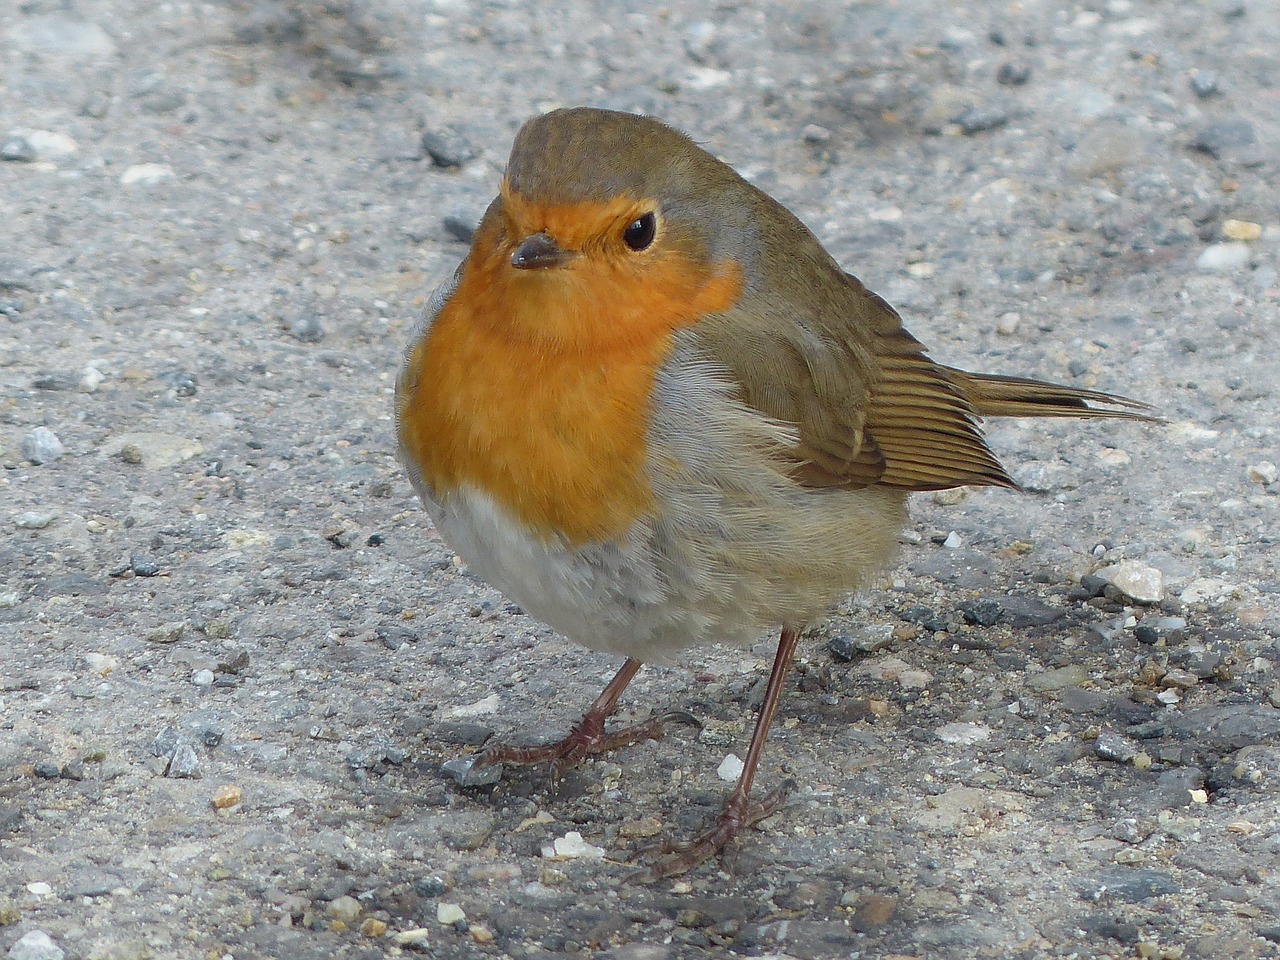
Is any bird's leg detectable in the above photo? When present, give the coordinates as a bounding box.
[630,624,802,882]
[474,657,699,776]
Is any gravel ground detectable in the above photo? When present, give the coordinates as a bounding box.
[3,1,1279,958]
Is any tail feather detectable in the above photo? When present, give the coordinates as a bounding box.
[944,367,1158,422]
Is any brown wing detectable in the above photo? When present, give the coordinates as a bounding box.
[691,269,1152,494]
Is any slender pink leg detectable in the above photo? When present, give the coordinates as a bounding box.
[474,657,699,775]
[631,625,802,881]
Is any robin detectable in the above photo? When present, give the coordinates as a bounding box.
[395,107,1151,880]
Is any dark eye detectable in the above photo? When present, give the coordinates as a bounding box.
[622,212,657,251]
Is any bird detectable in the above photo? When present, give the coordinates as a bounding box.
[394,106,1152,880]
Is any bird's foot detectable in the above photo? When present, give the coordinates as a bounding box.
[475,710,701,777]
[626,777,796,882]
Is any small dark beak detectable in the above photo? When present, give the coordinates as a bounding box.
[511,232,572,270]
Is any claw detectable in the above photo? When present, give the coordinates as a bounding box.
[654,709,703,732]
[623,777,797,882]
[469,707,700,777]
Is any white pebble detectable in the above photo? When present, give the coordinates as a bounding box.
[996,311,1021,335]
[1196,241,1250,272]
[25,882,52,897]
[192,669,215,687]
[436,902,466,925]
[7,930,64,960]
[85,652,117,676]
[1095,560,1164,604]
[1246,461,1277,485]
[21,427,64,464]
[80,364,105,392]
[120,162,173,185]
[942,531,963,549]
[935,722,992,745]
[14,511,59,529]
[392,928,433,946]
[717,753,745,782]
[26,130,78,158]
[544,831,605,860]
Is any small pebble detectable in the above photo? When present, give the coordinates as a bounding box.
[1025,663,1088,692]
[14,511,59,530]
[25,131,77,158]
[360,917,387,938]
[1,136,36,163]
[955,105,1009,134]
[1095,730,1140,763]
[801,123,832,143]
[421,128,475,168]
[1188,70,1220,98]
[1197,241,1251,271]
[996,311,1020,335]
[1222,219,1261,241]
[120,163,173,185]
[544,831,605,860]
[828,624,894,661]
[151,727,180,757]
[7,930,64,960]
[210,784,241,809]
[165,742,201,779]
[158,370,198,396]
[192,669,215,687]
[935,722,991,745]
[959,598,1003,626]
[717,753,745,781]
[21,427,64,464]
[436,902,467,925]
[855,656,931,689]
[392,928,432,946]
[1246,461,1277,484]
[1094,560,1164,604]
[414,876,448,898]
[326,895,361,924]
[440,756,502,787]
[131,555,161,577]
[286,313,325,343]
[996,61,1031,85]
[942,531,963,549]
[85,652,117,675]
[80,364,105,392]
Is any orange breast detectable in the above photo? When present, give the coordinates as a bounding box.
[398,208,743,546]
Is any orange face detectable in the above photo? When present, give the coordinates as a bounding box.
[398,184,744,545]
